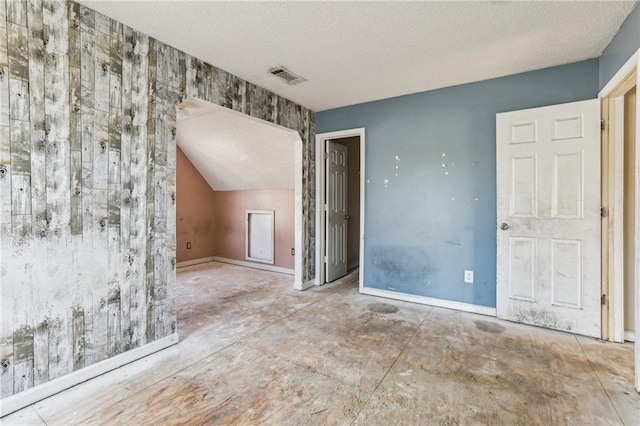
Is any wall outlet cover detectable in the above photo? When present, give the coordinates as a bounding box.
[464,270,474,284]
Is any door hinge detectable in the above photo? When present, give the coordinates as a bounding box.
[601,294,607,305]
[324,204,328,211]
[600,206,608,218]
[600,119,606,131]
[324,255,328,263]
[323,151,327,160]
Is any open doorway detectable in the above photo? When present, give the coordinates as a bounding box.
[174,97,305,337]
[315,129,366,287]
[599,54,640,392]
[601,69,638,345]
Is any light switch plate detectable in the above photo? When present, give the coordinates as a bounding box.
[464,270,474,284]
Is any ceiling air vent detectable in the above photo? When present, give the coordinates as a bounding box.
[268,66,306,85]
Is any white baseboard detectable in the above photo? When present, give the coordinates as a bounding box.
[0,333,179,417]
[624,330,636,342]
[176,257,215,268]
[213,256,294,276]
[361,287,497,317]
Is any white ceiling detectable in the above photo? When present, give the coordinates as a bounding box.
[82,1,635,112]
[177,97,296,191]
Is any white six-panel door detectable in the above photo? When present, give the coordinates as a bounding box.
[326,141,348,282]
[496,99,601,337]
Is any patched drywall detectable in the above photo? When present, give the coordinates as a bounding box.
[317,60,599,308]
[212,189,295,269]
[0,0,314,399]
[176,147,217,262]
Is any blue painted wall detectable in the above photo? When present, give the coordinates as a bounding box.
[316,60,599,308]
[599,3,640,89]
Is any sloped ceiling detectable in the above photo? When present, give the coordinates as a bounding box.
[81,1,635,111]
[176,97,296,191]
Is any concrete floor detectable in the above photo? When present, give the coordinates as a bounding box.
[3,261,639,425]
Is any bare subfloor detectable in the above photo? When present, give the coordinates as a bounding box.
[4,262,639,425]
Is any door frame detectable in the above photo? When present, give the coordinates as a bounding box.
[315,128,366,289]
[599,48,640,392]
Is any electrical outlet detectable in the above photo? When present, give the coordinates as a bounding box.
[464,270,474,284]
[186,242,191,250]
[290,248,295,255]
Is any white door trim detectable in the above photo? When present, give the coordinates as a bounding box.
[599,50,639,98]
[601,64,638,343]
[625,330,636,343]
[315,128,366,290]
[599,49,640,392]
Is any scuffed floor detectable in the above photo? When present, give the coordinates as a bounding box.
[3,261,639,425]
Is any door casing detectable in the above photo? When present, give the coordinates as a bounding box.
[315,128,366,288]
[598,48,640,392]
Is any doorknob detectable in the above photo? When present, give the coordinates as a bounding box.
[344,215,350,220]
[500,223,509,230]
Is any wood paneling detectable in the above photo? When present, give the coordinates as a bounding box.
[0,0,315,398]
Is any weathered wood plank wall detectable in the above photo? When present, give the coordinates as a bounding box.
[0,0,315,398]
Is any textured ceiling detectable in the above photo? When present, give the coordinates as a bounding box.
[177,97,296,191]
[81,1,636,111]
